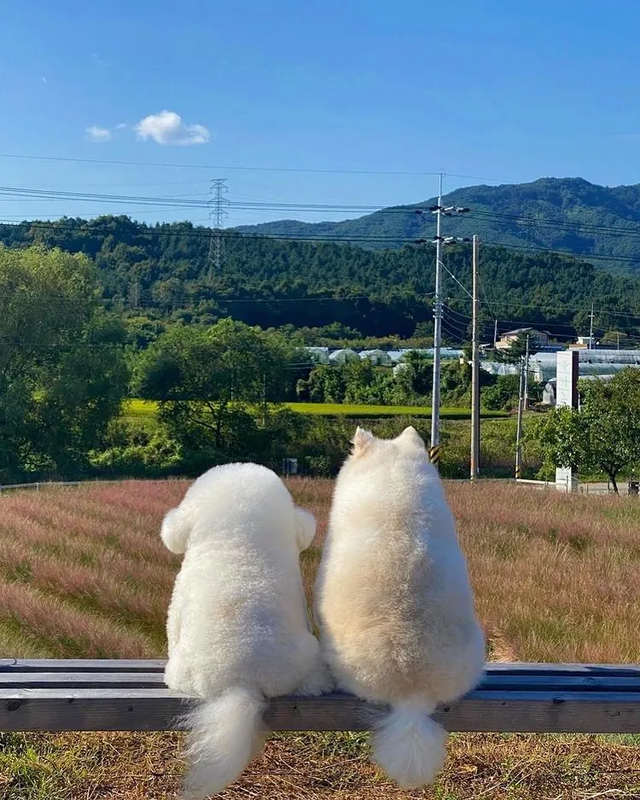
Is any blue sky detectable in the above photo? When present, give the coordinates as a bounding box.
[1,0,640,226]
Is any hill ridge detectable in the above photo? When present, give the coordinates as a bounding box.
[234,176,640,272]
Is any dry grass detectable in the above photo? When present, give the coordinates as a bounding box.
[2,730,640,800]
[1,478,640,798]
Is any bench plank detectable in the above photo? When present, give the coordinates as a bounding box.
[3,660,639,677]
[0,688,639,733]
[1,661,638,734]
[0,659,166,673]
[2,671,640,693]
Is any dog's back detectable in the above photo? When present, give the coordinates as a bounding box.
[162,462,328,797]
[315,428,484,788]
[165,462,315,699]
[317,435,482,702]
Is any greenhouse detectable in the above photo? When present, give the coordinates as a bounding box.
[359,349,393,366]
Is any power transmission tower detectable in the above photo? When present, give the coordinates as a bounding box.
[470,235,480,481]
[208,178,229,281]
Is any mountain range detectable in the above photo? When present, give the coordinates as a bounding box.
[235,177,640,274]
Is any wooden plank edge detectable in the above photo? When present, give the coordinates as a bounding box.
[0,690,638,733]
[0,659,166,673]
[2,673,640,692]
[2,660,640,677]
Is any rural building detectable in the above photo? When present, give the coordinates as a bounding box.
[571,336,597,349]
[495,327,551,351]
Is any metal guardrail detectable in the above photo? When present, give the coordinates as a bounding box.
[0,478,177,493]
[0,481,82,492]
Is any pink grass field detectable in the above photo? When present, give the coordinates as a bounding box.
[0,477,639,663]
[2,478,640,800]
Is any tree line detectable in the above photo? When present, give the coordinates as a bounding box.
[3,235,640,488]
[3,215,640,341]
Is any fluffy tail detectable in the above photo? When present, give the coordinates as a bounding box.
[160,506,191,555]
[371,702,447,789]
[181,686,268,799]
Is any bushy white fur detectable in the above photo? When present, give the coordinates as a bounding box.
[163,462,331,799]
[315,427,485,788]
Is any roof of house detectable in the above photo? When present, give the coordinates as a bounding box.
[501,327,550,337]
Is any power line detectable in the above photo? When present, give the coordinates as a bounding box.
[1,208,639,274]
[471,208,640,239]
[6,176,640,245]
[478,237,640,267]
[0,152,447,177]
[4,212,640,275]
[4,181,640,249]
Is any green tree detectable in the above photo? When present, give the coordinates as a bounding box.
[0,245,128,482]
[393,351,433,404]
[600,330,629,348]
[302,364,347,403]
[537,369,640,493]
[134,319,294,457]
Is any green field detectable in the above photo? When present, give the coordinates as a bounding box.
[123,399,507,421]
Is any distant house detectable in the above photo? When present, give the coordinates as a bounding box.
[570,336,597,349]
[495,327,551,351]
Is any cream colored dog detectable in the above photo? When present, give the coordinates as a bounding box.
[162,462,331,799]
[315,427,485,789]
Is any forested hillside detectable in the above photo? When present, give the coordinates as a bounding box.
[236,177,640,273]
[2,214,640,339]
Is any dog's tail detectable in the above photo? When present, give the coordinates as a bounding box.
[181,686,268,799]
[160,506,192,555]
[370,701,447,789]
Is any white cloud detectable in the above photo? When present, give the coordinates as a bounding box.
[86,125,113,143]
[115,123,128,130]
[134,110,210,146]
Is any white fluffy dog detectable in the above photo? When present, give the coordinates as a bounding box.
[162,462,331,798]
[315,427,485,789]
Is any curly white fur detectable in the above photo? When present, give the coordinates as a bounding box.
[163,462,331,798]
[315,427,485,788]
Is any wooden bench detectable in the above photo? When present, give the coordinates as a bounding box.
[1,660,639,734]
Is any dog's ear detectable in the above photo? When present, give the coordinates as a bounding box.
[397,425,425,450]
[351,426,375,458]
[293,507,316,552]
[160,506,191,554]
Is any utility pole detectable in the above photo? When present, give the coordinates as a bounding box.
[617,331,621,351]
[208,178,229,281]
[470,235,480,481]
[589,302,595,350]
[414,175,470,468]
[493,319,498,348]
[523,332,530,411]
[431,172,444,467]
[515,348,525,481]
